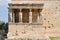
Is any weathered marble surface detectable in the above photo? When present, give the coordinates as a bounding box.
[8,0,60,39]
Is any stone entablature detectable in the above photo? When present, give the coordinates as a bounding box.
[8,4,44,9]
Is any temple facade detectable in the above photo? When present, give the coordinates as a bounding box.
[8,0,60,40]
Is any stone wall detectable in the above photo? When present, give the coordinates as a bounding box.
[42,1,60,36]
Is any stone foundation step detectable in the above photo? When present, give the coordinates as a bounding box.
[5,38,49,40]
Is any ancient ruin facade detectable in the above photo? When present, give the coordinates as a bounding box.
[8,0,60,40]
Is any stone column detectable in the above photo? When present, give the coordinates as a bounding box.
[38,9,42,23]
[29,9,32,23]
[12,13,15,23]
[9,9,13,22]
[19,9,22,23]
[37,13,40,23]
[39,11,42,23]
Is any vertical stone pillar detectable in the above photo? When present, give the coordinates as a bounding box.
[38,9,42,23]
[37,9,42,23]
[19,9,22,23]
[12,13,15,23]
[37,12,40,23]
[29,9,32,23]
[9,9,13,22]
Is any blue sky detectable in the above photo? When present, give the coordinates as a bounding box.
[0,0,11,23]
